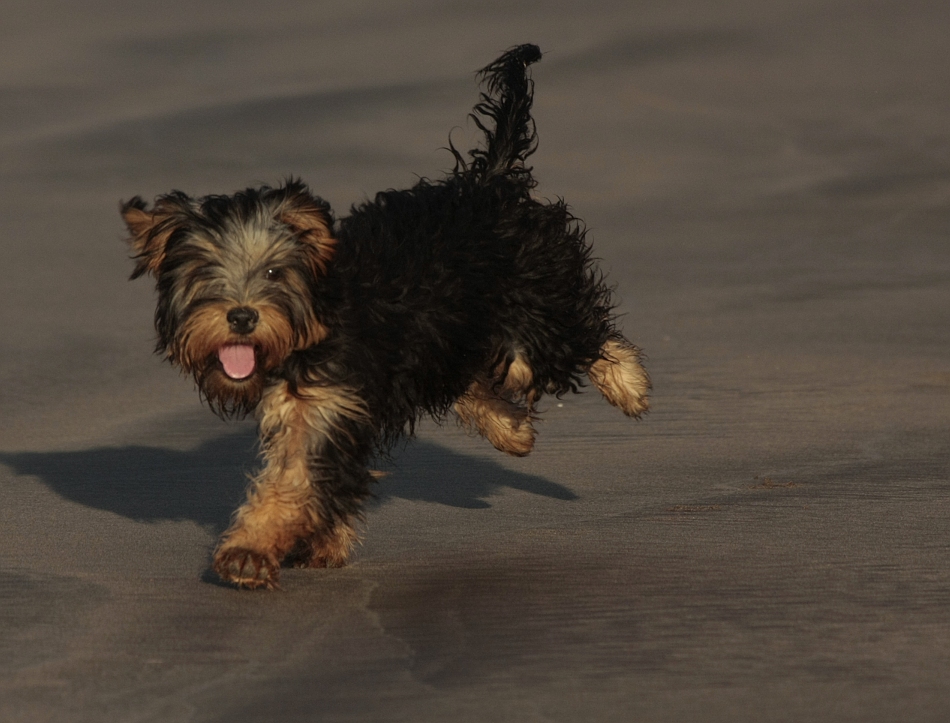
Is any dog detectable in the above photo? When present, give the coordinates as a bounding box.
[121,44,650,589]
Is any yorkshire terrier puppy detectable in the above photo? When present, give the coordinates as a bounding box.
[122,44,650,590]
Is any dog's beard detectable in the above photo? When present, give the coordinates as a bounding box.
[195,351,267,418]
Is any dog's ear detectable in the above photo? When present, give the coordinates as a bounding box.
[273,181,336,276]
[121,194,191,279]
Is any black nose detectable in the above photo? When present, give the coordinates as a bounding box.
[227,307,259,334]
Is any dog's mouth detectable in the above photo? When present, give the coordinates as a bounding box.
[217,344,257,380]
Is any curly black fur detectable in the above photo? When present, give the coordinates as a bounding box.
[288,44,614,445]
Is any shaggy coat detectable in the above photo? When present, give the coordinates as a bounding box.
[122,44,650,589]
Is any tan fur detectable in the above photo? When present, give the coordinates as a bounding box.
[121,199,190,276]
[212,380,369,589]
[587,338,651,418]
[275,193,336,276]
[501,353,536,401]
[455,386,536,456]
[454,353,537,456]
[174,304,286,371]
[285,521,359,569]
[173,301,325,375]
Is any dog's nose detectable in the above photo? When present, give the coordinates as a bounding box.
[227,307,259,334]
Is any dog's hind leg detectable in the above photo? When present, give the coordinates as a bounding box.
[455,387,535,457]
[587,337,651,418]
[454,353,537,457]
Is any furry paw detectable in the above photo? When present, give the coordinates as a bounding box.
[282,542,346,569]
[213,547,280,590]
[455,390,536,456]
[588,339,651,419]
[491,414,536,457]
[294,552,349,569]
[282,529,354,569]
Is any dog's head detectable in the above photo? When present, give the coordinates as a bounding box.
[121,180,335,417]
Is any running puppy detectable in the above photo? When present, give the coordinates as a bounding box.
[121,44,650,589]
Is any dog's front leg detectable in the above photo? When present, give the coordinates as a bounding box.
[212,380,371,589]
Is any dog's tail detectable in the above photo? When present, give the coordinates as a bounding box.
[460,43,542,183]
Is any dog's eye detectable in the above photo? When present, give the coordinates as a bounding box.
[265,268,283,282]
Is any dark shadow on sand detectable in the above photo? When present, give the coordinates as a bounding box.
[0,433,576,533]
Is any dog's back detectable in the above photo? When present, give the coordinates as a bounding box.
[298,45,642,448]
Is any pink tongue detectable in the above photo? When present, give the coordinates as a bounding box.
[218,344,256,380]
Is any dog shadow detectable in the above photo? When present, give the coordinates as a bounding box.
[0,431,576,533]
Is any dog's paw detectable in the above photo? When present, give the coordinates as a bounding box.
[455,391,536,456]
[289,552,349,569]
[492,415,536,457]
[308,550,350,569]
[282,529,353,569]
[588,339,651,419]
[213,547,280,590]
[282,541,339,569]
